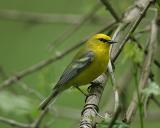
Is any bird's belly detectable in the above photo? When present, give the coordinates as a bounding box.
[70,56,109,85]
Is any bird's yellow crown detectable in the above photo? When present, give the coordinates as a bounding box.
[88,33,112,44]
[94,33,111,40]
[87,33,113,47]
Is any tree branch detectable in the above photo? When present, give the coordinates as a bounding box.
[0,116,31,128]
[32,108,49,128]
[100,0,121,22]
[123,12,158,124]
[154,60,160,68]
[0,9,106,25]
[107,106,121,128]
[0,108,49,128]
[80,74,107,128]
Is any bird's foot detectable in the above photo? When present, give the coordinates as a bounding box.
[87,81,103,92]
[75,86,88,97]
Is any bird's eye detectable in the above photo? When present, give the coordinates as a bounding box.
[98,38,108,43]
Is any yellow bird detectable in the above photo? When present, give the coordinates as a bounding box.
[40,33,117,110]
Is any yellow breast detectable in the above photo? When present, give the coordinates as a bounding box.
[70,43,110,85]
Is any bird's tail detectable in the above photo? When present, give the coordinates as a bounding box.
[39,89,59,110]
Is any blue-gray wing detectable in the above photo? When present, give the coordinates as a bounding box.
[55,51,95,87]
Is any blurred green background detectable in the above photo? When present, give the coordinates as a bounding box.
[0,0,159,128]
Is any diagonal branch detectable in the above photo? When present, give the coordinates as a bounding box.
[154,60,160,68]
[107,106,122,128]
[100,0,121,22]
[0,108,49,128]
[0,10,84,24]
[31,108,49,128]
[0,116,31,128]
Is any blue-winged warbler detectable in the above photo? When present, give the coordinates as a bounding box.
[40,33,117,110]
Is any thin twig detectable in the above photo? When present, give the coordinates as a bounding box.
[131,31,160,69]
[103,65,133,113]
[146,111,160,120]
[108,61,119,112]
[154,60,160,68]
[134,25,150,36]
[107,106,121,128]
[100,0,121,22]
[19,81,44,100]
[0,116,31,128]
[32,108,49,128]
[0,10,92,25]
[133,64,144,128]
[0,108,49,128]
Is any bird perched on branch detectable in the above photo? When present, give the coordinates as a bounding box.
[39,33,117,110]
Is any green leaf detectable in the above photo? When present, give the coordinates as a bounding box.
[0,91,32,115]
[156,0,160,9]
[97,120,130,128]
[122,43,143,64]
[142,82,160,96]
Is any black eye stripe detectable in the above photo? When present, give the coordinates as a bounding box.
[98,38,109,42]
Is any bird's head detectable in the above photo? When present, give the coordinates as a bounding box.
[88,33,117,47]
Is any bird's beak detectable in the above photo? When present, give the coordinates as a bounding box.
[107,40,117,44]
